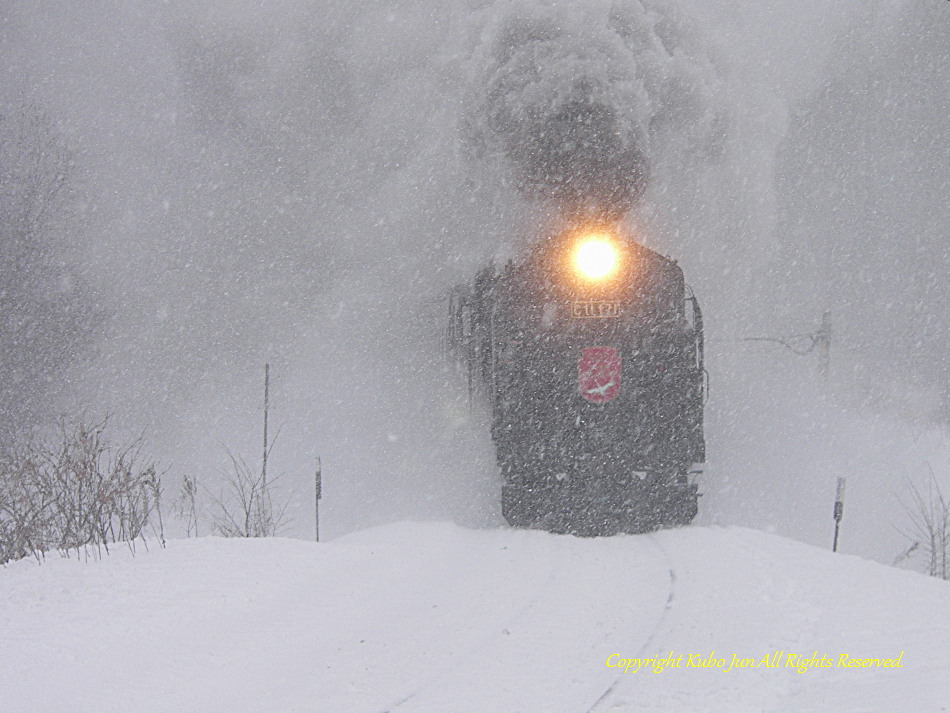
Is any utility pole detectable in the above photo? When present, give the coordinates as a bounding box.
[314,457,322,542]
[832,477,846,552]
[816,311,832,384]
[262,363,270,489]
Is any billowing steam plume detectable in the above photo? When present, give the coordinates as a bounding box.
[462,1,726,220]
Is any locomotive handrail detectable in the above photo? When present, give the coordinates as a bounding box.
[686,294,704,372]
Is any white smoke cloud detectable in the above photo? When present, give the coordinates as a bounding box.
[460,0,728,219]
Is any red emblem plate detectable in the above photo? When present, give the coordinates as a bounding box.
[578,346,621,404]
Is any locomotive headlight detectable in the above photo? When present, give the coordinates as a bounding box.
[573,235,619,281]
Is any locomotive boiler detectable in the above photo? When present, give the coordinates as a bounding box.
[449,224,705,535]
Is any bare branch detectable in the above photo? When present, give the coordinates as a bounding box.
[897,464,950,579]
[0,418,163,563]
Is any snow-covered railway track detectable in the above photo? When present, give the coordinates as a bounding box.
[377,533,676,713]
[586,540,677,713]
[376,533,563,713]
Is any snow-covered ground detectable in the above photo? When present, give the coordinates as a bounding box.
[2,523,948,713]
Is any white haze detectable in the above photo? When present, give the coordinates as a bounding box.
[0,0,946,565]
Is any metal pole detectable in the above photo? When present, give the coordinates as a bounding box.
[314,457,322,542]
[832,477,846,552]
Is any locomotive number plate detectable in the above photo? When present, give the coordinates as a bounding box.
[572,300,621,318]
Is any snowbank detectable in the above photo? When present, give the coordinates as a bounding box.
[2,523,948,712]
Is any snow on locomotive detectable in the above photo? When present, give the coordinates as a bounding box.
[449,224,705,535]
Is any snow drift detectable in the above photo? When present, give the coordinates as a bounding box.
[2,523,949,712]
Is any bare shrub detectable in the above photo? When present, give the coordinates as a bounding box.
[174,474,201,537]
[0,419,164,563]
[210,448,288,538]
[898,465,950,580]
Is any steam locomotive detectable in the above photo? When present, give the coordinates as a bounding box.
[449,223,705,535]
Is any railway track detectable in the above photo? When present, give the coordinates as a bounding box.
[378,533,676,713]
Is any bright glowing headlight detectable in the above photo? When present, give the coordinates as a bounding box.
[573,235,619,281]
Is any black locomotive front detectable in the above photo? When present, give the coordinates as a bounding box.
[449,226,705,535]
